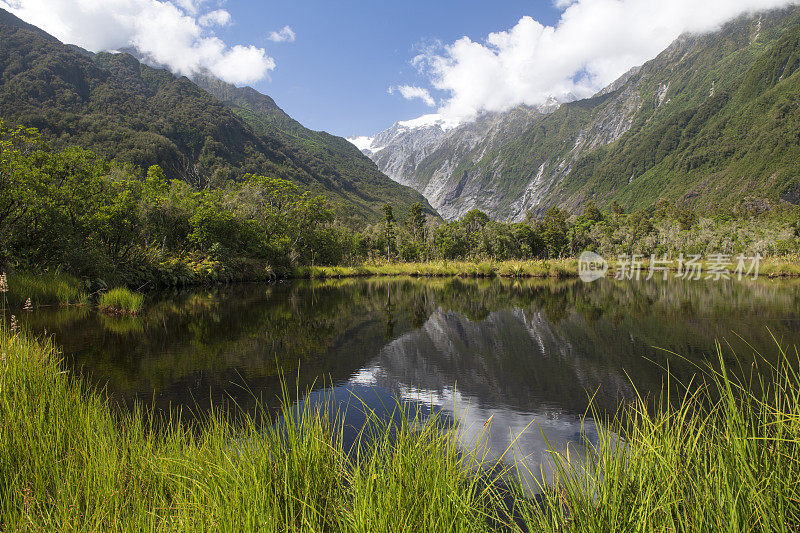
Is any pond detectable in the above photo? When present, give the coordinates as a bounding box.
[22,277,800,491]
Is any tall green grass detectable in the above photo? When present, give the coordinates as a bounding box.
[1,325,798,531]
[523,342,800,531]
[760,256,800,278]
[0,327,511,531]
[98,288,145,315]
[5,271,88,307]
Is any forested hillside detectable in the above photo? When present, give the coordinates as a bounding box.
[0,8,433,225]
[549,7,800,214]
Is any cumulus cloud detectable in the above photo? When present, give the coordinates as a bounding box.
[0,0,275,85]
[389,85,436,107]
[413,0,800,123]
[267,25,296,43]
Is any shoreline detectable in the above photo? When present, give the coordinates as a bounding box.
[286,257,800,280]
[3,257,799,310]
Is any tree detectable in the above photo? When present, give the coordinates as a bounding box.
[461,210,490,234]
[583,200,603,223]
[627,209,654,252]
[540,208,569,258]
[189,202,240,256]
[383,204,396,261]
[406,203,427,243]
[460,210,490,258]
[433,222,468,259]
[0,122,43,245]
[404,202,427,261]
[653,199,674,220]
[677,208,698,231]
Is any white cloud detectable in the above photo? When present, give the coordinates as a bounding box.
[267,25,296,43]
[389,85,436,107]
[0,0,275,85]
[198,9,231,28]
[174,0,205,16]
[412,0,800,124]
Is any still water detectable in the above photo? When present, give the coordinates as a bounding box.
[24,277,800,488]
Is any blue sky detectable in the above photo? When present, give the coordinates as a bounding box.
[213,1,563,137]
[5,0,794,138]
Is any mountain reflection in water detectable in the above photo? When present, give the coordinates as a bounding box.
[26,277,800,489]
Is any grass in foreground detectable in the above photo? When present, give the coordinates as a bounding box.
[98,288,145,315]
[524,343,800,531]
[5,271,88,307]
[0,326,798,531]
[0,328,504,531]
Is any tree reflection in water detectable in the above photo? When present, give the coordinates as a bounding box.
[27,277,800,491]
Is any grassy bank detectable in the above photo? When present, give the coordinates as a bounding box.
[98,288,145,315]
[758,256,800,277]
[1,324,799,531]
[290,259,581,279]
[289,257,800,280]
[4,255,796,301]
[4,271,88,307]
[529,345,800,530]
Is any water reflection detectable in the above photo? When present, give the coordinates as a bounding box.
[26,277,800,489]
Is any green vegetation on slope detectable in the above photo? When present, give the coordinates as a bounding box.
[0,8,432,226]
[1,117,796,289]
[0,121,351,285]
[193,74,439,223]
[557,14,800,212]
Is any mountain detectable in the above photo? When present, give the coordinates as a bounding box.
[358,7,800,220]
[0,8,435,226]
[191,74,439,221]
[354,104,559,220]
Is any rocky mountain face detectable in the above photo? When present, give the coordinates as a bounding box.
[0,8,433,227]
[357,105,555,220]
[365,117,451,188]
[359,7,800,220]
